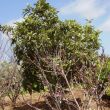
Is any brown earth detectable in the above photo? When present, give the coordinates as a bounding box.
[0,89,110,110]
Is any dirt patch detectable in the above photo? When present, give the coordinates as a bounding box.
[1,89,110,110]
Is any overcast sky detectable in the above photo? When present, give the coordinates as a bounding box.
[0,0,110,56]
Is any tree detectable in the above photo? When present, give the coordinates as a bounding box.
[0,61,22,108]
[1,0,101,92]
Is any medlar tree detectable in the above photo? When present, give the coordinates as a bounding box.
[0,0,101,93]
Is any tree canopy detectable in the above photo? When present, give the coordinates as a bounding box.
[1,0,101,92]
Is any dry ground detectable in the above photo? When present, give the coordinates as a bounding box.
[0,89,110,110]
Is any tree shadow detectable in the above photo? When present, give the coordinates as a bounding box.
[14,98,81,110]
[14,101,50,110]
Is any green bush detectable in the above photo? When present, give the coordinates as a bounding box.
[1,0,101,92]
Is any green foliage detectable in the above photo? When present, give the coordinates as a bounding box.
[0,25,13,34]
[2,0,101,92]
[99,57,110,82]
[105,86,110,96]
